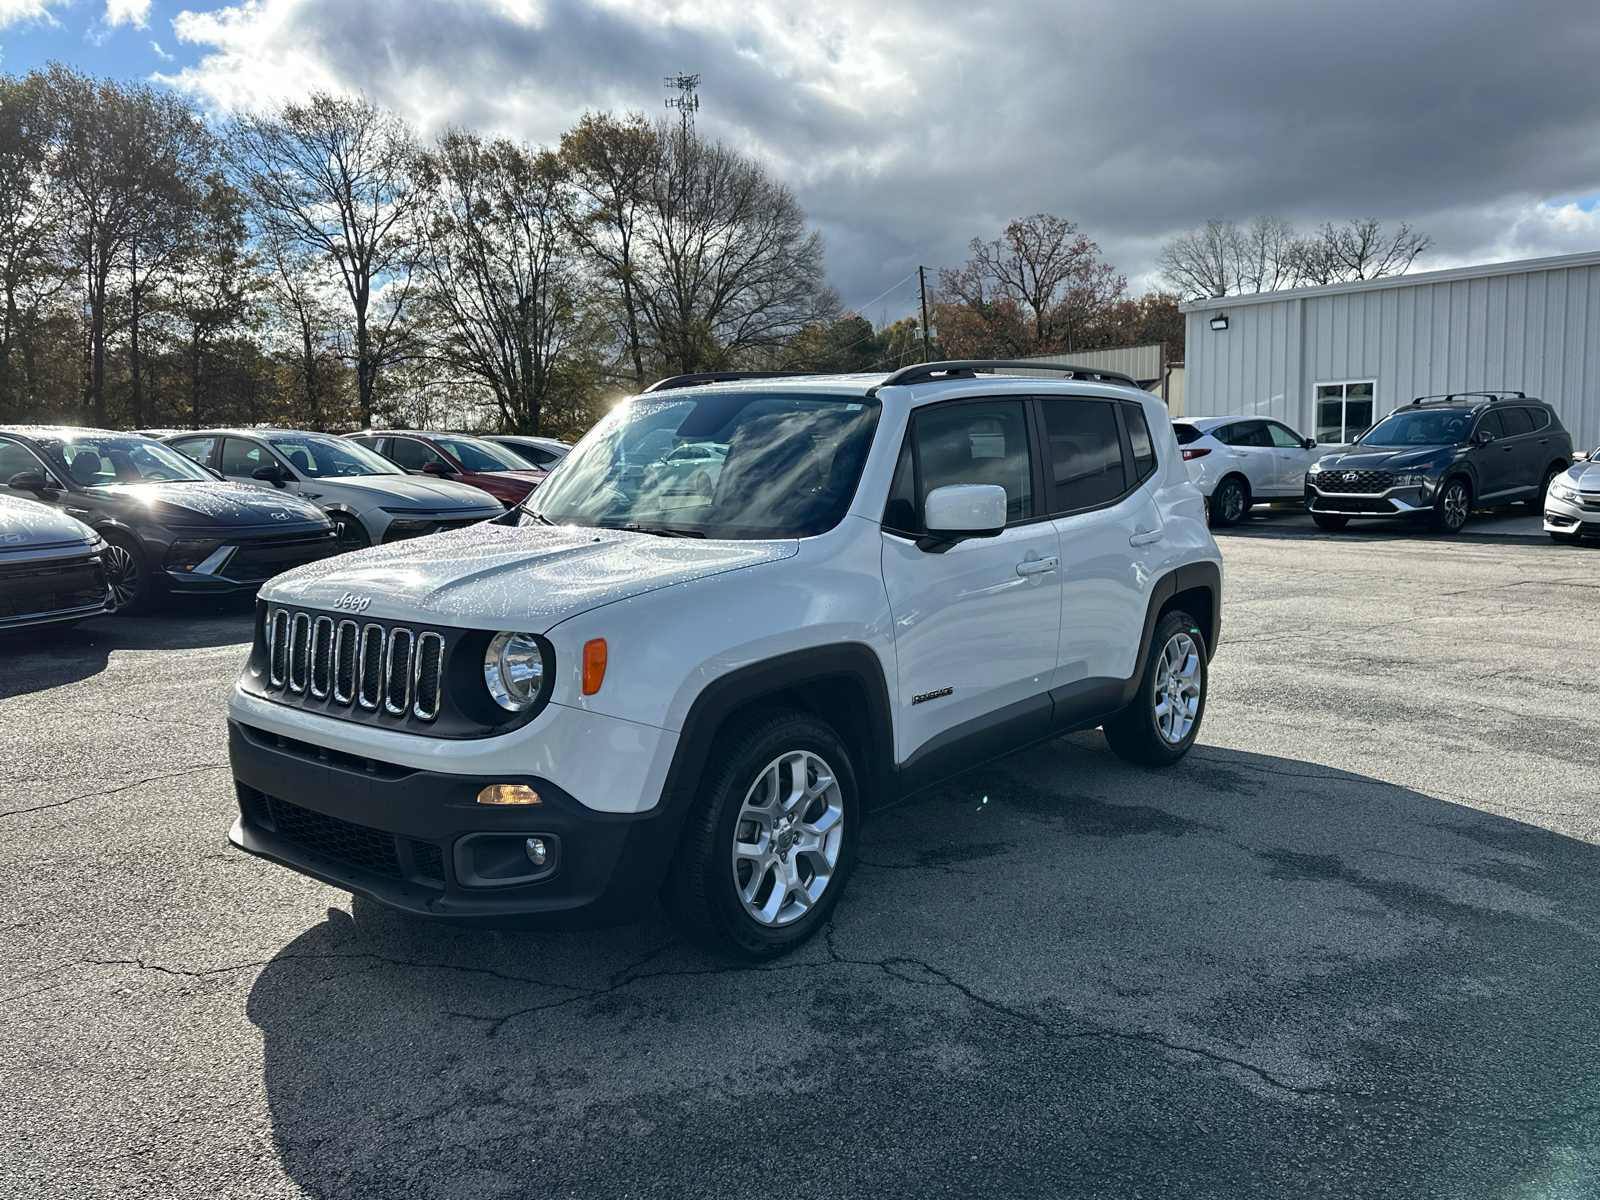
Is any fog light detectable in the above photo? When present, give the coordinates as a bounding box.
[477,783,541,806]
[525,837,548,866]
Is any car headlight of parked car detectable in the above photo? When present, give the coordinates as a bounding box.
[483,631,553,712]
[1392,473,1428,487]
[1548,479,1579,502]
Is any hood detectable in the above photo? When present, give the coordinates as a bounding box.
[260,521,798,629]
[87,480,330,530]
[1314,445,1455,471]
[1568,461,1600,491]
[312,474,504,511]
[0,492,98,553]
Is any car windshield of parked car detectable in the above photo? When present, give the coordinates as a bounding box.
[37,435,215,485]
[1357,410,1474,447]
[527,392,882,539]
[264,434,403,478]
[431,436,531,473]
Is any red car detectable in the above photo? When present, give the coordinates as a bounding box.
[346,431,547,508]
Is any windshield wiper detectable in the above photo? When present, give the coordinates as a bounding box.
[618,523,705,539]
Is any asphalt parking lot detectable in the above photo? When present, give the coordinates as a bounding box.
[3,515,1598,1199]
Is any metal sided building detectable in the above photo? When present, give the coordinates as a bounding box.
[1181,250,1600,450]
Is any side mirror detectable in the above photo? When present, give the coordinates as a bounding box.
[421,462,455,478]
[7,471,52,495]
[1303,437,1316,449]
[919,484,1007,552]
[1472,430,1496,445]
[251,464,287,488]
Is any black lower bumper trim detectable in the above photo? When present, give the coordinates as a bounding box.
[227,720,684,929]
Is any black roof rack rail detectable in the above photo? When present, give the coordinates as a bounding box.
[872,359,1141,394]
[1410,391,1526,405]
[642,371,817,393]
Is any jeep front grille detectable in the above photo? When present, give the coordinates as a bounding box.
[1314,469,1395,494]
[267,608,443,722]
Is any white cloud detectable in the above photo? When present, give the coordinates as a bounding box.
[105,0,149,26]
[161,0,1600,310]
[0,0,66,30]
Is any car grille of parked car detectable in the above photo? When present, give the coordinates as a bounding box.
[225,529,340,581]
[0,553,107,620]
[1313,470,1395,494]
[267,608,445,722]
[237,781,445,884]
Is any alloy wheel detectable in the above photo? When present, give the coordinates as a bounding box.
[1441,482,1469,530]
[1153,632,1203,745]
[731,750,845,927]
[333,515,369,553]
[102,543,140,611]
[1216,480,1246,524]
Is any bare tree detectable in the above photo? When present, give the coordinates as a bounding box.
[1157,218,1237,300]
[1293,218,1433,285]
[636,123,836,375]
[1235,214,1301,294]
[234,93,423,428]
[417,131,599,435]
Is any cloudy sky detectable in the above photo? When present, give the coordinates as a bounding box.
[4,0,1600,325]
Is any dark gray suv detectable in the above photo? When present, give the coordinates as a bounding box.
[1304,393,1572,534]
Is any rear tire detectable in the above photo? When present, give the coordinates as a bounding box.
[661,708,859,960]
[1102,610,1208,768]
[1527,465,1562,515]
[1208,477,1250,527]
[1429,476,1472,534]
[1312,513,1349,530]
[102,531,158,615]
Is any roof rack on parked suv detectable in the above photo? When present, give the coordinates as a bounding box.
[1410,391,1526,405]
[873,359,1141,394]
[643,371,818,393]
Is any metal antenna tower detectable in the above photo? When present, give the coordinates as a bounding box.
[664,73,701,137]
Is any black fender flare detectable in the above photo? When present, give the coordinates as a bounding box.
[1120,560,1222,708]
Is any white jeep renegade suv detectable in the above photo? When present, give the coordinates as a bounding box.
[227,361,1222,958]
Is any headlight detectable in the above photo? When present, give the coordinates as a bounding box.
[1392,473,1427,487]
[164,538,224,571]
[483,631,550,712]
[1549,479,1578,502]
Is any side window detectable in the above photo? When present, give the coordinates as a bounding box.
[1124,403,1158,483]
[1039,398,1126,513]
[882,436,916,535]
[1524,407,1550,432]
[1229,420,1273,447]
[0,438,60,486]
[220,438,272,476]
[1498,407,1534,437]
[387,437,444,471]
[1266,422,1305,449]
[169,437,216,465]
[911,400,1034,528]
[1173,423,1203,446]
[1474,411,1506,440]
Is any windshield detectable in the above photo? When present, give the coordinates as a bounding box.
[265,434,402,478]
[527,391,882,539]
[39,435,215,485]
[1357,409,1474,447]
[432,436,533,473]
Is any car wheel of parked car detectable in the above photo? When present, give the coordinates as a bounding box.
[1428,477,1472,534]
[1312,513,1350,531]
[1527,465,1563,515]
[331,513,371,553]
[101,531,157,614]
[662,708,859,960]
[1208,476,1250,527]
[1102,610,1207,768]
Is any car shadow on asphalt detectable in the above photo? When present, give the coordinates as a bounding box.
[0,593,256,700]
[244,731,1600,1199]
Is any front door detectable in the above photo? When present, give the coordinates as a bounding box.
[1217,419,1279,497]
[1472,411,1518,500]
[880,398,1061,763]
[1265,419,1316,495]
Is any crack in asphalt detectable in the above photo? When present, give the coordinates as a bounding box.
[0,764,227,820]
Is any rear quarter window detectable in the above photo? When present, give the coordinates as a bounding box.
[1173,424,1203,445]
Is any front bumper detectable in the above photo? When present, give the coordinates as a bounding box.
[1305,482,1430,518]
[1543,493,1599,535]
[227,720,685,929]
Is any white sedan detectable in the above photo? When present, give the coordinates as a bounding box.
[1173,416,1328,527]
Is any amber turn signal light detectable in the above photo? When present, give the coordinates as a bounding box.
[477,784,541,806]
[582,638,607,695]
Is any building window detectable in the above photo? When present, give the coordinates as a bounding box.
[1316,381,1374,443]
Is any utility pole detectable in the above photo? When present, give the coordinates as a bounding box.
[918,266,931,363]
[664,74,701,139]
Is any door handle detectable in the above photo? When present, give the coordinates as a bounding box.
[1129,528,1164,547]
[1015,557,1058,577]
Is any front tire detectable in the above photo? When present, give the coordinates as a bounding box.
[1208,476,1250,527]
[1102,610,1208,767]
[1429,477,1472,534]
[662,709,859,959]
[331,513,372,553]
[1312,513,1349,530]
[1528,465,1562,515]
[102,531,158,614]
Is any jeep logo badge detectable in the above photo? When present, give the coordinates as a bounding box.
[333,592,372,613]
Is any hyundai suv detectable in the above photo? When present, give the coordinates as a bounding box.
[226,361,1222,958]
[1305,393,1571,534]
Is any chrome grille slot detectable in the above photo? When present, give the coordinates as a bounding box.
[288,612,311,694]
[332,620,359,704]
[268,609,290,687]
[358,623,385,710]
[384,627,414,716]
[412,632,444,721]
[309,616,334,699]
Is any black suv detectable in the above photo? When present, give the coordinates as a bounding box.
[1304,393,1571,534]
[0,427,338,613]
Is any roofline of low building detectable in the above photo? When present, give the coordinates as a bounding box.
[1179,248,1600,313]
